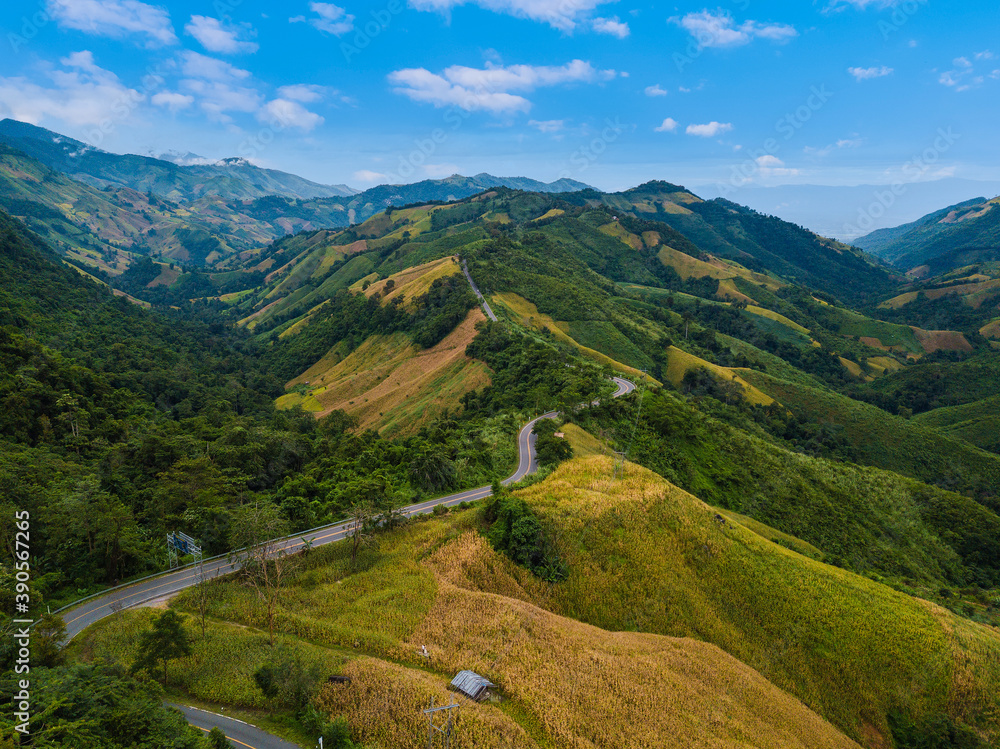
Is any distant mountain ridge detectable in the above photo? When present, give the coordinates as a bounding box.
[0,120,592,207]
[0,119,359,201]
[855,195,1000,274]
[700,179,1000,241]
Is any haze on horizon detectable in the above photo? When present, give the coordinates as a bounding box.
[1,0,998,235]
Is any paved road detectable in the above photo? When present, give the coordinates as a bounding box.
[60,376,636,640]
[168,703,300,749]
[461,260,497,321]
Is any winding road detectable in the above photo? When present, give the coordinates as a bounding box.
[59,376,635,640]
[168,704,300,749]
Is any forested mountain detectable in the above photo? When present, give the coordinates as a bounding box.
[0,119,358,201]
[856,195,1000,275]
[4,174,1000,748]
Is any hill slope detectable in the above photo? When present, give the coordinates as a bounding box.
[856,196,1000,275]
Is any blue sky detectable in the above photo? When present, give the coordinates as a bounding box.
[0,0,998,193]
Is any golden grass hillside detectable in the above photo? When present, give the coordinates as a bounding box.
[661,345,775,406]
[358,255,462,310]
[492,292,658,385]
[280,307,491,436]
[508,457,1000,748]
[83,457,1000,748]
[135,502,862,748]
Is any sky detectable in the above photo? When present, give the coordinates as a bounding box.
[0,0,998,196]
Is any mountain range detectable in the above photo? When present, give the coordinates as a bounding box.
[701,178,1000,241]
[855,195,1000,276]
[3,118,1000,749]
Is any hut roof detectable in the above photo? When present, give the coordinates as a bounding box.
[450,670,496,699]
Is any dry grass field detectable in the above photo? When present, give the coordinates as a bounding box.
[281,307,491,436]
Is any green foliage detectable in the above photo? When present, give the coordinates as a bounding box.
[252,646,326,711]
[462,321,610,415]
[534,420,573,466]
[0,661,205,748]
[888,711,983,749]
[208,726,232,748]
[132,609,193,685]
[484,492,566,581]
[587,388,1000,591]
[32,613,67,668]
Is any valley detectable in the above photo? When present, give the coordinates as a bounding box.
[2,122,1000,749]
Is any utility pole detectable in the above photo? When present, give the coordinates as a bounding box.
[424,698,460,748]
[615,370,648,479]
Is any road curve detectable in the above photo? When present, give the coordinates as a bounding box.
[60,376,637,640]
[168,703,300,749]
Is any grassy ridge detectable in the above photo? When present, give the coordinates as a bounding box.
[514,457,1000,746]
[83,511,861,748]
[743,369,1000,498]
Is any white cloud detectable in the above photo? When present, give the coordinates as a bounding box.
[388,59,615,114]
[180,78,260,122]
[46,0,177,45]
[755,154,800,177]
[291,2,355,35]
[755,155,783,167]
[848,65,893,80]
[528,119,565,133]
[0,50,141,129]
[836,138,863,148]
[938,54,996,92]
[258,98,324,131]
[354,169,388,183]
[277,84,326,103]
[185,15,258,54]
[654,117,678,133]
[673,10,797,49]
[180,51,251,81]
[825,0,901,10]
[645,84,668,97]
[686,121,732,137]
[592,16,629,38]
[151,91,194,111]
[408,0,610,32]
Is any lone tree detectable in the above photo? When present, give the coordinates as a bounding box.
[33,613,68,668]
[229,502,296,647]
[208,727,232,748]
[132,609,192,685]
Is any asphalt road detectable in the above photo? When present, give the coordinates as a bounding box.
[168,703,300,749]
[461,260,498,321]
[60,376,636,640]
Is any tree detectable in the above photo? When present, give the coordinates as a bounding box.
[208,727,232,748]
[347,499,378,564]
[228,503,295,646]
[408,450,457,493]
[132,609,192,685]
[33,613,67,668]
